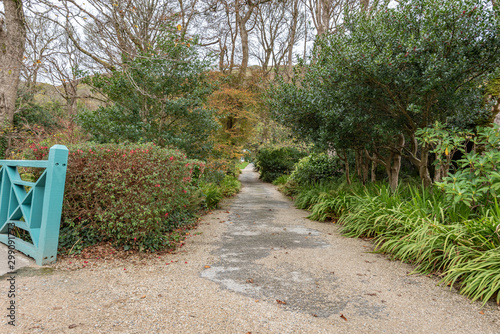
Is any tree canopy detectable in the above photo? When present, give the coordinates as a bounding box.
[268,0,500,189]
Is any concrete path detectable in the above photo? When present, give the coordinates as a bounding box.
[1,164,499,333]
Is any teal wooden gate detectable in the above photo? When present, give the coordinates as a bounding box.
[0,145,68,265]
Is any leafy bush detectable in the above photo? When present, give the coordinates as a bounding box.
[272,174,289,186]
[200,174,241,209]
[220,175,241,197]
[254,146,306,182]
[437,124,500,208]
[201,183,223,209]
[25,143,205,252]
[289,153,342,185]
[13,102,60,131]
[78,26,217,159]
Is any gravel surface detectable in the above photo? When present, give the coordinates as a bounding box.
[1,164,499,333]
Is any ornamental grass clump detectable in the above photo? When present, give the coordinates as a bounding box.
[27,142,205,252]
[288,177,500,305]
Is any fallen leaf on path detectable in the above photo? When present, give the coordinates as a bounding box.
[276,299,287,305]
[312,314,318,317]
[479,311,484,315]
[68,324,77,329]
[366,293,377,296]
[246,279,254,283]
[204,265,211,269]
[340,314,347,321]
[141,295,146,299]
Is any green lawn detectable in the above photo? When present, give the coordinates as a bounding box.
[238,162,249,169]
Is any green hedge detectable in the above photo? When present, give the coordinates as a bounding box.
[27,143,205,252]
[289,152,343,185]
[254,146,306,182]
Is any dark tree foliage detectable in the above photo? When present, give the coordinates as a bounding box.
[268,0,500,188]
[79,27,218,158]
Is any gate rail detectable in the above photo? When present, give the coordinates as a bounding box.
[0,145,68,265]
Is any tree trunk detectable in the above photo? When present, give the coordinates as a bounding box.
[388,154,402,192]
[0,0,26,131]
[361,156,369,184]
[236,0,258,77]
[219,44,226,72]
[287,0,299,79]
[238,20,250,76]
[339,150,351,185]
[360,0,370,11]
[388,134,405,191]
[371,159,377,182]
[407,133,433,187]
[366,135,404,192]
[355,149,362,181]
[417,146,432,187]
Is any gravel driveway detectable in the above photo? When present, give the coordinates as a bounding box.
[2,164,499,333]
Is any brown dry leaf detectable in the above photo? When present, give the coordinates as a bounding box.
[246,279,254,283]
[365,293,377,296]
[340,314,348,321]
[68,324,77,329]
[479,311,485,315]
[141,295,146,299]
[276,299,287,305]
[312,314,318,317]
[204,265,211,269]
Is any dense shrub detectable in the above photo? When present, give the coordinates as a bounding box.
[289,153,342,185]
[26,143,205,252]
[254,146,306,182]
[220,175,241,197]
[200,183,223,209]
[200,175,240,209]
[436,124,500,208]
[272,174,289,186]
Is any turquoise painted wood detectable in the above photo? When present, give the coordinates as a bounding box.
[0,145,68,265]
